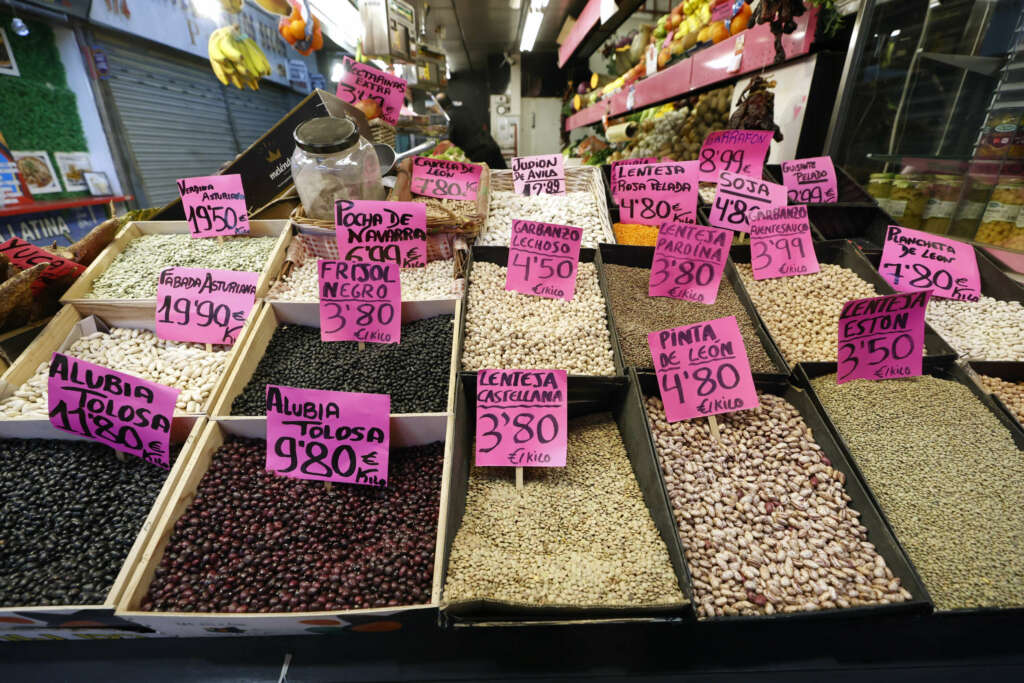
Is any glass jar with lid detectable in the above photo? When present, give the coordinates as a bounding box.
[889,175,930,227]
[951,178,992,237]
[975,177,1024,246]
[922,174,963,234]
[291,116,383,220]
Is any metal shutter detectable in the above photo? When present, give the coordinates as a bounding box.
[224,85,303,152]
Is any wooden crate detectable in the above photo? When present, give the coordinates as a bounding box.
[116,414,453,637]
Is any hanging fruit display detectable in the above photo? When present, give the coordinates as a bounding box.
[278,0,324,55]
[219,0,243,13]
[208,25,272,90]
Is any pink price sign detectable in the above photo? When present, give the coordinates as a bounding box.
[748,205,820,280]
[335,56,407,125]
[155,267,259,346]
[266,385,390,487]
[648,316,759,423]
[0,237,85,295]
[506,219,583,301]
[879,225,981,302]
[708,171,788,232]
[335,199,427,268]
[616,161,699,226]
[837,291,930,384]
[318,260,401,344]
[609,157,657,203]
[781,156,839,204]
[697,129,773,183]
[410,156,483,201]
[512,154,566,196]
[47,352,179,469]
[177,174,249,237]
[649,222,733,304]
[475,369,568,467]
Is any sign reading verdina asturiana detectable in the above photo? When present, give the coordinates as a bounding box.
[335,56,407,125]
[512,154,566,196]
[177,174,250,237]
[410,156,483,201]
[616,161,699,226]
[335,199,427,268]
[155,267,259,345]
[475,369,568,467]
[505,219,583,300]
[837,291,930,384]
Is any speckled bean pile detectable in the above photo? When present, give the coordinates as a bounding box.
[462,261,616,375]
[443,413,684,608]
[810,374,1024,610]
[926,296,1024,361]
[268,258,458,302]
[480,190,612,248]
[976,373,1024,424]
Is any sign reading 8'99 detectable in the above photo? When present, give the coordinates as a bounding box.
[697,129,773,183]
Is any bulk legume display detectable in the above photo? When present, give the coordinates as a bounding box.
[926,296,1024,361]
[612,223,659,247]
[268,258,458,302]
[645,394,910,618]
[975,373,1024,423]
[810,374,1024,610]
[443,413,684,608]
[141,437,443,613]
[480,190,612,248]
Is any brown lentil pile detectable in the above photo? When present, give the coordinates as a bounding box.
[443,413,684,608]
[976,373,1024,424]
[604,263,777,371]
[810,374,1024,610]
[645,394,910,618]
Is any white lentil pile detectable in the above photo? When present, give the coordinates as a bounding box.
[736,263,879,364]
[645,394,910,618]
[0,329,230,416]
[480,190,612,248]
[976,373,1024,424]
[925,296,1024,361]
[85,234,278,299]
[810,374,1024,610]
[461,261,616,375]
[268,258,458,302]
[444,413,685,608]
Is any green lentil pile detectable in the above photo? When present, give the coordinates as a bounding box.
[810,374,1024,610]
[86,234,278,299]
[603,263,777,371]
[443,413,684,609]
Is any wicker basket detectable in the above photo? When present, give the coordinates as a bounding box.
[369,119,396,148]
[388,158,490,238]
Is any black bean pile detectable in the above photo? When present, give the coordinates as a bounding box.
[141,438,443,613]
[231,315,453,415]
[0,439,175,607]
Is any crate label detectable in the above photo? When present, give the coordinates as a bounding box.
[837,291,930,384]
[318,260,401,343]
[335,56,407,125]
[648,316,759,423]
[410,156,482,201]
[648,222,732,304]
[781,156,838,203]
[697,129,773,183]
[879,225,980,302]
[512,154,566,196]
[616,161,698,226]
[47,352,179,469]
[266,385,390,486]
[609,157,657,202]
[505,220,582,301]
[0,237,85,294]
[475,369,567,467]
[155,267,259,346]
[748,205,820,280]
[708,170,787,232]
[178,174,250,237]
[335,199,427,268]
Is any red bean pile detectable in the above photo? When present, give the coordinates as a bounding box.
[141,437,443,613]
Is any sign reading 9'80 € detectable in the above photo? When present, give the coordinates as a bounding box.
[177,174,250,237]
[837,291,930,384]
[648,222,733,304]
[475,369,567,467]
[616,161,699,226]
[335,56,407,125]
[335,199,427,268]
[266,385,390,487]
[155,267,259,345]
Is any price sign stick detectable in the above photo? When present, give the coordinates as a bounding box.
[708,415,722,443]
[114,449,127,463]
[325,481,333,492]
[516,466,524,491]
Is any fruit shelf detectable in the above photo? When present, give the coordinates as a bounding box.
[565,8,818,132]
[558,0,649,69]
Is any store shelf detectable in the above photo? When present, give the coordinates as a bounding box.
[565,9,818,131]
[0,195,132,218]
[557,0,649,68]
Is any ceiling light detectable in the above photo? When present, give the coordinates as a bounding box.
[520,4,545,53]
[10,16,28,37]
[192,0,223,22]
[890,29,901,37]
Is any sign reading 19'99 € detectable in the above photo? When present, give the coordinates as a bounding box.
[177,174,250,237]
[266,385,390,487]
[709,171,788,232]
[155,267,259,346]
[48,352,179,469]
[475,369,567,467]
[781,156,839,204]
[697,129,773,183]
[748,205,820,280]
[505,219,583,300]
[335,199,427,268]
[616,161,699,226]
[648,316,759,423]
[318,260,401,343]
[410,156,482,201]
[649,222,733,304]
[879,225,981,302]
[512,154,566,196]
[837,291,930,384]
[335,56,407,125]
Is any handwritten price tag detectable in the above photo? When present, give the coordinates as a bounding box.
[266,386,390,487]
[505,219,582,300]
[0,237,85,294]
[837,291,930,384]
[781,156,838,204]
[512,154,566,196]
[336,199,427,268]
[335,56,407,125]
[648,316,759,423]
[649,222,733,304]
[748,205,820,280]
[609,157,656,203]
[177,174,249,237]
[879,225,981,302]
[709,171,787,232]
[475,369,567,467]
[155,267,258,346]
[698,129,773,183]
[616,161,698,226]
[318,260,401,344]
[411,156,482,201]
[48,352,179,468]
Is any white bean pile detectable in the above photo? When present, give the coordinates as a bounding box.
[926,296,1024,361]
[0,329,230,417]
[480,190,612,248]
[268,258,459,302]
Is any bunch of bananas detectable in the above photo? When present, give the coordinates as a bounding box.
[208,25,271,90]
